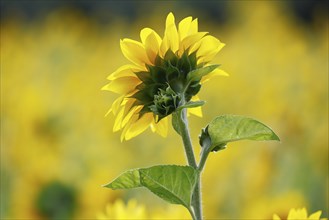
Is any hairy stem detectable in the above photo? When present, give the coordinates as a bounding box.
[192,179,202,220]
[179,108,197,168]
[178,108,202,220]
[198,141,211,172]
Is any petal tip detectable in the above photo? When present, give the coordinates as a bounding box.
[166,12,175,24]
[101,84,109,91]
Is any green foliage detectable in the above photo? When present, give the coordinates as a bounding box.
[201,115,280,152]
[104,165,199,209]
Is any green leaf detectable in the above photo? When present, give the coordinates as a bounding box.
[140,165,198,208]
[104,165,198,209]
[187,65,219,83]
[177,100,205,111]
[104,169,142,189]
[207,115,280,151]
[172,111,182,135]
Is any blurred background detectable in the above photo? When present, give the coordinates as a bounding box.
[1,0,328,219]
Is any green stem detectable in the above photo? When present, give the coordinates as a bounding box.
[178,108,197,168]
[198,141,211,172]
[192,179,202,220]
[177,107,202,220]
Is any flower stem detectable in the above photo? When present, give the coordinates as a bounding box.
[192,180,202,220]
[178,108,202,220]
[179,108,197,168]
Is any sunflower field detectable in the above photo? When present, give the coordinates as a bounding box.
[1,1,328,219]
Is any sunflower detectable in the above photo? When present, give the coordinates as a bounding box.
[97,199,190,219]
[103,12,228,141]
[273,208,327,220]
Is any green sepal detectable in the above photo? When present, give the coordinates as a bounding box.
[177,100,205,111]
[135,71,152,84]
[164,50,178,65]
[172,111,182,136]
[187,64,220,83]
[104,165,199,209]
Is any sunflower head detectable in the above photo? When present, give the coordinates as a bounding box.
[103,12,228,141]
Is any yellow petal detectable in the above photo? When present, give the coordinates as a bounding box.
[201,68,229,84]
[150,115,158,132]
[160,12,179,54]
[198,44,225,64]
[125,113,153,140]
[120,114,138,142]
[140,28,161,45]
[140,28,162,64]
[187,95,203,117]
[195,35,225,64]
[106,96,124,116]
[153,117,168,137]
[105,108,112,117]
[113,100,135,131]
[102,77,140,94]
[288,208,308,220]
[188,18,198,35]
[122,105,142,128]
[159,35,169,57]
[309,211,322,220]
[113,107,125,132]
[273,214,281,220]
[107,64,140,80]
[179,32,207,56]
[287,208,297,219]
[145,33,161,63]
[300,208,308,219]
[140,28,153,44]
[188,106,202,117]
[120,38,151,67]
[178,16,193,41]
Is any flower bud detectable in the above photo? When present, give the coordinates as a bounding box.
[149,86,181,120]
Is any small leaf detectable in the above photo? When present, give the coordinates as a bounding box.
[187,65,219,83]
[104,165,198,209]
[177,100,205,111]
[207,115,280,151]
[172,111,182,135]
